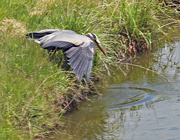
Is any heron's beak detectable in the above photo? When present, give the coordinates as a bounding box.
[97,43,107,57]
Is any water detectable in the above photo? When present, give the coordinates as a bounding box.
[48,37,180,140]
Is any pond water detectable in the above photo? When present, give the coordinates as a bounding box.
[48,37,180,140]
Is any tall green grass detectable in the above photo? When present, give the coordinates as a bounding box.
[0,0,178,139]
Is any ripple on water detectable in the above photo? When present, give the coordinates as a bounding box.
[103,85,155,110]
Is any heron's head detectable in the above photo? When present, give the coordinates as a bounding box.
[86,33,100,44]
[86,33,107,57]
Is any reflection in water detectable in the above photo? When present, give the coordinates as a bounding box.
[48,38,180,140]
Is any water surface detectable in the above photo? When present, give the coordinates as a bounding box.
[48,37,180,140]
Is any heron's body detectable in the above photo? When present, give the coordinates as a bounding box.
[27,29,106,82]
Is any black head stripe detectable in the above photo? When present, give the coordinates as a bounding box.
[91,33,97,40]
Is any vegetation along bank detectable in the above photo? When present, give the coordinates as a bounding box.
[0,0,179,139]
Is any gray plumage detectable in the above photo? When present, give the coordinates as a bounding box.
[27,29,107,82]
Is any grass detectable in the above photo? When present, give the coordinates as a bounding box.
[0,0,179,139]
[99,0,179,58]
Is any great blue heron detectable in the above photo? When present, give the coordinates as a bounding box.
[27,29,107,82]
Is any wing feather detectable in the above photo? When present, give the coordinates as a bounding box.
[65,42,96,81]
[68,53,82,69]
[70,55,82,71]
[85,60,93,82]
[66,46,82,58]
[41,41,75,51]
[27,29,62,40]
[72,53,84,71]
[77,57,87,81]
[73,57,84,81]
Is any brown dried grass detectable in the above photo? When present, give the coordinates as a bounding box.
[0,18,27,34]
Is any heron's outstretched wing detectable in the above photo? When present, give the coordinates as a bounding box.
[66,42,96,82]
[27,29,96,82]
